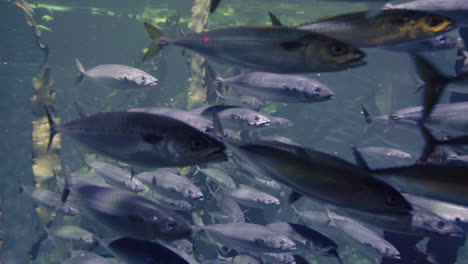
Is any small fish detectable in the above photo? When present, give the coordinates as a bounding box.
[385,0,468,26]
[69,184,192,241]
[358,147,412,159]
[199,222,297,253]
[75,58,158,90]
[136,169,203,200]
[142,190,193,211]
[97,236,191,264]
[197,167,236,190]
[44,106,226,167]
[61,250,118,264]
[226,184,280,208]
[256,134,302,147]
[204,62,335,103]
[259,252,295,264]
[295,10,455,48]
[170,239,193,255]
[327,211,400,259]
[191,105,271,130]
[403,193,468,226]
[85,161,147,192]
[143,23,366,73]
[48,225,95,243]
[232,254,261,264]
[266,222,341,262]
[207,187,245,223]
[129,107,214,135]
[20,185,79,216]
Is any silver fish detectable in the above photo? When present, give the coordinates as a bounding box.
[71,184,192,241]
[197,167,236,190]
[381,34,458,53]
[259,252,295,264]
[266,116,295,129]
[204,63,334,103]
[358,147,412,159]
[142,190,193,211]
[44,107,226,167]
[48,225,95,243]
[226,185,280,208]
[266,222,341,262]
[143,24,366,73]
[85,161,147,192]
[192,105,271,130]
[200,223,296,253]
[136,169,203,200]
[208,188,245,223]
[75,58,158,90]
[170,239,193,255]
[232,254,261,264]
[327,211,400,259]
[21,186,79,216]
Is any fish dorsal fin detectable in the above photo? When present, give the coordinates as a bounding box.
[73,100,90,118]
[268,12,283,26]
[352,146,370,172]
[74,58,85,73]
[213,112,225,140]
[209,0,222,14]
[288,191,303,205]
[365,2,386,18]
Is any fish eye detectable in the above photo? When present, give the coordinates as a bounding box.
[328,43,348,57]
[254,238,265,245]
[427,16,445,27]
[231,114,241,120]
[167,222,176,231]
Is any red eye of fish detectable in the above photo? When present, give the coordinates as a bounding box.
[203,37,210,43]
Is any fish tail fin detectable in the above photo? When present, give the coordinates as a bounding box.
[203,61,224,84]
[419,122,438,161]
[360,104,372,135]
[44,105,58,153]
[142,22,167,62]
[268,11,283,26]
[212,112,225,140]
[74,58,85,85]
[73,100,90,118]
[209,0,222,13]
[352,146,370,171]
[414,54,448,119]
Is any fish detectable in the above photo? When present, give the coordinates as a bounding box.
[228,138,413,216]
[362,102,468,135]
[358,147,412,159]
[232,254,261,264]
[169,239,194,255]
[203,62,335,103]
[74,58,158,90]
[20,185,79,216]
[128,107,214,135]
[384,0,468,26]
[61,250,118,264]
[68,184,192,241]
[142,23,366,73]
[326,211,401,259]
[191,105,271,130]
[44,106,226,167]
[199,222,297,253]
[272,9,455,48]
[403,193,468,226]
[266,222,341,263]
[226,184,280,208]
[143,190,193,211]
[84,161,147,192]
[216,92,265,109]
[207,187,245,223]
[97,236,192,264]
[136,169,204,200]
[381,34,458,53]
[455,35,468,75]
[47,225,95,243]
[255,134,302,147]
[197,167,236,190]
[259,252,295,264]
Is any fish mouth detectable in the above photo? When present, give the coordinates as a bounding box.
[321,94,335,101]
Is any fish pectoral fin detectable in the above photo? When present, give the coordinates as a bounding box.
[288,191,303,205]
[142,134,164,144]
[280,41,305,51]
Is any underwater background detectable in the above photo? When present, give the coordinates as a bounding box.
[0,0,466,263]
